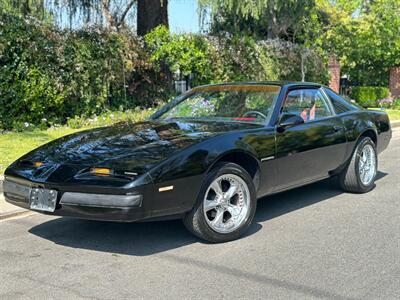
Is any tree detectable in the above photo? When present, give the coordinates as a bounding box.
[347,0,400,85]
[0,0,47,19]
[199,0,316,42]
[55,0,138,31]
[64,0,169,34]
[311,0,400,86]
[101,0,136,31]
[2,0,169,34]
[137,0,168,36]
[198,0,324,81]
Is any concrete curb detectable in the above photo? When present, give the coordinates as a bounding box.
[0,210,32,221]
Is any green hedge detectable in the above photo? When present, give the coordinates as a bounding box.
[350,86,390,108]
[0,12,168,130]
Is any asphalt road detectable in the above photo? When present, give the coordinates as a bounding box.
[1,129,399,300]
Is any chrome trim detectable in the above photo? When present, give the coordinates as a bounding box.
[124,171,138,176]
[159,186,174,192]
[261,156,275,162]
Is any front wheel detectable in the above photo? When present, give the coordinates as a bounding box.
[339,137,377,193]
[183,162,257,243]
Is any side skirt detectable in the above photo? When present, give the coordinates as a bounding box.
[259,174,333,198]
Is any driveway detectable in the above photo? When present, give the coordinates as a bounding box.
[1,129,399,299]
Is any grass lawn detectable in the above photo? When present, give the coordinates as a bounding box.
[385,109,400,121]
[0,127,85,174]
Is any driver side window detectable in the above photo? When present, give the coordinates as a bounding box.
[283,89,333,122]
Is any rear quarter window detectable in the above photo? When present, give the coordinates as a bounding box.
[324,88,360,114]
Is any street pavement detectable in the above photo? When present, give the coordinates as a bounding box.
[1,129,399,299]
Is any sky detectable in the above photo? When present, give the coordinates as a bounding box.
[169,0,203,33]
[54,0,206,32]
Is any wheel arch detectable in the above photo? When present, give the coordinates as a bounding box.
[337,125,379,176]
[357,128,378,145]
[207,150,261,191]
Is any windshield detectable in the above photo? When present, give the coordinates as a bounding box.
[156,85,281,124]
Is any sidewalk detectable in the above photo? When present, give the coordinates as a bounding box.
[0,175,30,220]
[392,120,400,128]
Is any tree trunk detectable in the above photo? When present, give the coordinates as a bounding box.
[137,0,169,36]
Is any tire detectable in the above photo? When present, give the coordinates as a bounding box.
[183,162,257,243]
[339,136,377,193]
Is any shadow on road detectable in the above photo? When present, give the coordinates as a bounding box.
[255,170,386,223]
[29,172,387,256]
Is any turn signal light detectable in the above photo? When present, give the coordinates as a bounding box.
[90,167,113,176]
[34,162,44,167]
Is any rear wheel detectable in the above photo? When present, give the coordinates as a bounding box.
[339,137,377,193]
[183,162,257,243]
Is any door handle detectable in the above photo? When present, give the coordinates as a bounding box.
[333,125,343,132]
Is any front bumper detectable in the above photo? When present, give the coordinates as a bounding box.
[3,177,147,222]
[3,173,203,222]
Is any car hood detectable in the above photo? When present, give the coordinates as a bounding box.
[9,119,263,182]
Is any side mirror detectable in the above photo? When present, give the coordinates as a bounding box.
[277,113,304,132]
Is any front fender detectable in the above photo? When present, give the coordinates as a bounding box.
[146,130,261,184]
[137,128,272,212]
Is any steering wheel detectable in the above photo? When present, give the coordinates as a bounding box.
[243,110,268,120]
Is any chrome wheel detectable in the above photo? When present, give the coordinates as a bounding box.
[359,144,376,185]
[203,174,250,234]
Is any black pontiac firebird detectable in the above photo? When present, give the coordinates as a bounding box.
[4,82,392,242]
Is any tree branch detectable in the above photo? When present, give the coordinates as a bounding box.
[102,0,115,29]
[116,0,136,29]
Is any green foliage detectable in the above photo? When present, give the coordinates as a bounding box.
[200,0,315,42]
[0,14,329,131]
[202,0,400,87]
[145,27,329,85]
[350,86,390,108]
[208,35,274,82]
[66,107,158,129]
[0,0,48,20]
[0,12,166,130]
[393,99,400,109]
[145,25,215,85]
[312,0,400,86]
[209,36,328,83]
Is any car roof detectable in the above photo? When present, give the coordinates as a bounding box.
[194,81,322,89]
